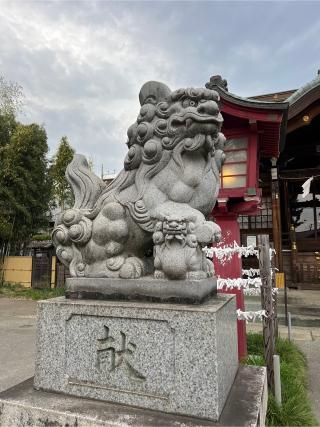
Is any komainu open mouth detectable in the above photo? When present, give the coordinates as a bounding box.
[169,111,223,132]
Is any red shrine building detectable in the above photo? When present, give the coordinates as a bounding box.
[208,72,320,291]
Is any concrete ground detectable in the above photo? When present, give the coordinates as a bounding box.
[0,298,37,392]
[298,340,320,422]
[0,296,319,423]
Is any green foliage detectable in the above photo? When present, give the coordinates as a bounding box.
[31,233,52,241]
[0,282,65,300]
[0,122,51,249]
[245,354,265,366]
[267,365,317,426]
[246,333,318,426]
[49,136,75,210]
[0,112,17,151]
[0,76,51,252]
[247,331,264,355]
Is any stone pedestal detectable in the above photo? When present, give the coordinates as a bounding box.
[65,276,217,304]
[0,366,267,427]
[34,294,238,421]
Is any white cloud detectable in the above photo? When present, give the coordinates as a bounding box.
[0,0,320,175]
[0,1,177,173]
[276,19,320,56]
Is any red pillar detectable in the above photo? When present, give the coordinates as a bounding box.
[213,213,247,360]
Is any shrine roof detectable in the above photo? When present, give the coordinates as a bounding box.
[207,73,320,113]
[286,74,320,119]
[206,76,288,157]
[248,74,320,119]
[287,74,320,105]
[248,90,296,102]
[206,73,320,156]
[28,240,53,249]
[215,86,288,111]
[206,76,289,112]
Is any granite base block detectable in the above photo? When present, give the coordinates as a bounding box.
[66,276,217,303]
[0,366,267,427]
[34,295,237,421]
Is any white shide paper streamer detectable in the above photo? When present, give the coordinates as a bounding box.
[236,309,267,322]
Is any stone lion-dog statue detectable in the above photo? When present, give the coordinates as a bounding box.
[53,81,225,282]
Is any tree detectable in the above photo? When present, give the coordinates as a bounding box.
[0,76,52,259]
[0,76,24,116]
[49,136,75,211]
[0,77,24,255]
[0,123,51,252]
[0,76,22,166]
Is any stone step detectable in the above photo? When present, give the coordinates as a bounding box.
[244,302,320,327]
[0,367,268,427]
[277,314,320,328]
[245,291,320,307]
[244,293,320,327]
[245,302,320,317]
[248,312,320,328]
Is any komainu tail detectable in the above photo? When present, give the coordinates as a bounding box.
[66,154,106,210]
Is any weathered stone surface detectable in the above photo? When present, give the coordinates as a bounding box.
[66,276,217,303]
[52,81,225,282]
[0,366,267,426]
[34,294,237,421]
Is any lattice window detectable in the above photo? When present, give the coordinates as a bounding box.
[238,196,273,230]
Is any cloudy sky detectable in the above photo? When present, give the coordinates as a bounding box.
[1,0,319,175]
